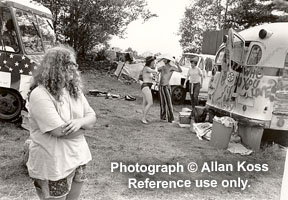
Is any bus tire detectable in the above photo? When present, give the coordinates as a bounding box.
[171,85,186,105]
[0,88,23,121]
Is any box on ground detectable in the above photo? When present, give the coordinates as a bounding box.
[179,112,191,124]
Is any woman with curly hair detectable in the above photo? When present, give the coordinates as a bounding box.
[27,45,96,200]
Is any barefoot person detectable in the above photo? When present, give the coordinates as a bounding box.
[158,54,182,123]
[141,56,157,124]
[27,45,96,200]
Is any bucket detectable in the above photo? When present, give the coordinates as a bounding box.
[209,119,233,149]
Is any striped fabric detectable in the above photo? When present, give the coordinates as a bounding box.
[159,85,174,122]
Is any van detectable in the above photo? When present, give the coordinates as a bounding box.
[207,23,288,149]
[0,0,55,120]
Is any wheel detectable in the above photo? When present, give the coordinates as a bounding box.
[171,85,186,105]
[0,88,23,121]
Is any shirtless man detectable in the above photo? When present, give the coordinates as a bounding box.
[141,56,157,124]
[158,55,182,122]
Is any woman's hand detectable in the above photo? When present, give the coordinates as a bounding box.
[62,119,83,135]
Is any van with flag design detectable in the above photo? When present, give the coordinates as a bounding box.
[0,0,55,120]
[207,23,288,149]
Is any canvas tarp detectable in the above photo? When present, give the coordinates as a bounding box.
[114,61,144,81]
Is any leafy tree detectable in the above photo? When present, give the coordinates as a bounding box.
[36,0,156,58]
[225,0,278,29]
[179,0,288,53]
[179,0,225,53]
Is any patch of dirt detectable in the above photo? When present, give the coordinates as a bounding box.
[0,69,286,200]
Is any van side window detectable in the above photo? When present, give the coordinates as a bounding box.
[247,45,262,65]
[16,10,44,54]
[0,7,19,52]
[36,16,55,50]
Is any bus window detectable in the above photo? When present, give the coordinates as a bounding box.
[15,10,44,54]
[247,45,262,65]
[231,34,245,63]
[36,16,55,50]
[0,7,19,52]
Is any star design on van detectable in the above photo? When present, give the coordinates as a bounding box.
[15,62,19,66]
[9,54,14,59]
[24,64,29,68]
[3,60,7,64]
[22,55,25,60]
[19,69,23,74]
[9,67,12,71]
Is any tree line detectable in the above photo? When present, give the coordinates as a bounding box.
[36,0,288,58]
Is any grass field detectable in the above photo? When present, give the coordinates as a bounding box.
[0,70,286,200]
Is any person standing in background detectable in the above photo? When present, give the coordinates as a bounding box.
[158,55,182,123]
[183,56,203,114]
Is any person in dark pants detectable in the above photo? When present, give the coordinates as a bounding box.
[158,54,182,123]
[183,56,203,115]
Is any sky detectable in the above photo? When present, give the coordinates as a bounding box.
[109,0,192,58]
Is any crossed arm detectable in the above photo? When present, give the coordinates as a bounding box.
[48,114,96,139]
[30,91,96,139]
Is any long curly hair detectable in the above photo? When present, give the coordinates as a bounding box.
[29,45,82,101]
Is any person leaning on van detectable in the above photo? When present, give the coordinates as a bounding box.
[183,56,203,111]
[27,45,96,200]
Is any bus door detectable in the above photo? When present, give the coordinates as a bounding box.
[232,39,284,123]
[208,28,246,112]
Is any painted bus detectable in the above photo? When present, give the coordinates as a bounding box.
[0,0,55,120]
[207,23,288,149]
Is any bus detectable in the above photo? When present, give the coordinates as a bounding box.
[0,0,55,120]
[207,24,288,149]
